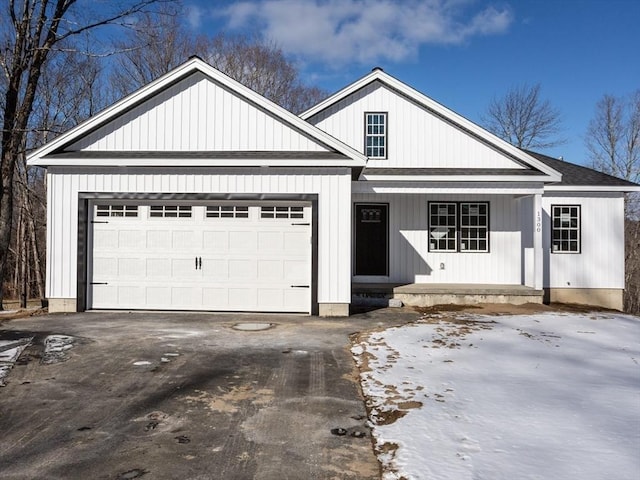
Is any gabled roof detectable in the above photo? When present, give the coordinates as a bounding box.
[301,68,562,183]
[526,150,640,192]
[28,57,367,169]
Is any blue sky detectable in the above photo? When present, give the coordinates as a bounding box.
[184,0,639,166]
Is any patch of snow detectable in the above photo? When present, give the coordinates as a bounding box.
[354,313,640,480]
[0,337,32,386]
[42,335,75,364]
[133,361,152,366]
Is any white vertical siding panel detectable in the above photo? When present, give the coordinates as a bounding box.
[48,168,352,304]
[310,82,524,169]
[543,194,624,289]
[67,73,327,152]
[352,192,522,284]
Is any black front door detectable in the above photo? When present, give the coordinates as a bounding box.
[354,203,388,276]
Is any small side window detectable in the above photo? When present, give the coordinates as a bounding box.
[551,205,580,253]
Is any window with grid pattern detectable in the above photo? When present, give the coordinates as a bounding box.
[365,113,387,158]
[206,205,249,218]
[149,205,192,218]
[551,205,580,253]
[260,206,304,219]
[96,205,138,217]
[460,203,489,252]
[429,203,458,251]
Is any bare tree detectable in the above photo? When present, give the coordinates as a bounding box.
[586,91,640,184]
[0,0,167,309]
[111,8,327,113]
[482,83,565,150]
[204,34,327,114]
[585,91,640,313]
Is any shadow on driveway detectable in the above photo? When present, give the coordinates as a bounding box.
[0,309,418,479]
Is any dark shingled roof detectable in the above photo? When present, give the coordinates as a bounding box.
[524,150,639,187]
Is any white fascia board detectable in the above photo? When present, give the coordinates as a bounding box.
[353,181,544,195]
[302,69,562,182]
[29,157,359,168]
[28,58,366,168]
[361,174,553,182]
[544,185,640,192]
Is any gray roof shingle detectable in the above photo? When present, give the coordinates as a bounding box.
[525,150,639,187]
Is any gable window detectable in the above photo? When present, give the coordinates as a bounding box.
[551,205,580,253]
[365,112,387,158]
[429,202,489,253]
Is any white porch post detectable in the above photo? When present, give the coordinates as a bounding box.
[533,193,543,289]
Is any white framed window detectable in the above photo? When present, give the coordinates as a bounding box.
[261,206,304,219]
[429,202,490,253]
[206,205,249,218]
[149,205,192,218]
[551,205,580,253]
[365,112,387,158]
[460,203,489,252]
[96,205,138,218]
[429,203,458,252]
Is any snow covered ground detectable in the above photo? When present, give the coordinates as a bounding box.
[352,311,640,480]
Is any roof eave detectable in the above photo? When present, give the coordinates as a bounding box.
[361,174,556,182]
[544,185,640,192]
[30,157,365,168]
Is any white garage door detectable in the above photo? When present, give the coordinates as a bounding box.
[89,202,312,313]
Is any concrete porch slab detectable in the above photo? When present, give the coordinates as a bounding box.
[353,283,544,307]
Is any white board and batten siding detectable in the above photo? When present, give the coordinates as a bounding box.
[67,72,327,152]
[353,193,523,285]
[542,193,625,289]
[308,81,526,170]
[45,168,352,309]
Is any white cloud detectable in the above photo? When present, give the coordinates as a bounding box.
[213,0,514,65]
[186,4,205,29]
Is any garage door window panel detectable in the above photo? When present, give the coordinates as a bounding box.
[96,205,138,217]
[206,205,249,218]
[150,205,192,218]
[261,206,305,219]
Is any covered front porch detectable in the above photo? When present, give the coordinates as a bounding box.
[352,282,543,308]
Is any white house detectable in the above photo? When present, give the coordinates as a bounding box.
[27,58,639,315]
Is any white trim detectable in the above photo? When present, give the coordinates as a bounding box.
[28,57,366,168]
[353,181,545,195]
[544,185,640,192]
[29,157,361,168]
[302,69,562,182]
[362,174,553,183]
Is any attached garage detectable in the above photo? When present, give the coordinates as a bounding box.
[28,58,365,316]
[88,201,312,313]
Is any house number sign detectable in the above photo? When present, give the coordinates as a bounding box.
[536,210,542,233]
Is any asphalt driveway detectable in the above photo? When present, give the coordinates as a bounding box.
[0,308,418,480]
